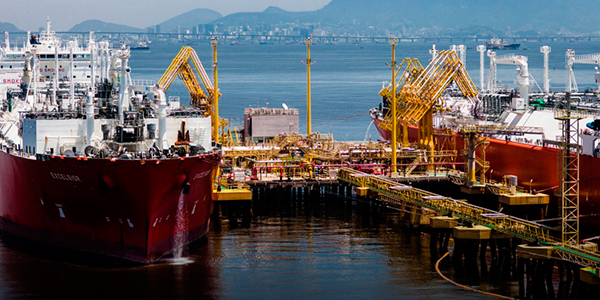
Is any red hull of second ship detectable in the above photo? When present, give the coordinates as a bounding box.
[0,150,220,263]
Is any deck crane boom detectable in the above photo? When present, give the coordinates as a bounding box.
[487,51,530,106]
[565,49,600,93]
[158,46,222,141]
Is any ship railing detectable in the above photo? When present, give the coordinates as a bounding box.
[554,109,586,120]
[130,79,156,87]
[495,53,517,61]
[573,53,600,61]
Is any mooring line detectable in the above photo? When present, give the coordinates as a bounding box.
[435,251,516,300]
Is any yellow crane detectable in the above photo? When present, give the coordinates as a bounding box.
[379,50,478,167]
[157,45,224,142]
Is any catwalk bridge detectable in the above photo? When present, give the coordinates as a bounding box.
[337,167,600,270]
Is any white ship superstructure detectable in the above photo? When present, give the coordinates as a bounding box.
[0,19,213,160]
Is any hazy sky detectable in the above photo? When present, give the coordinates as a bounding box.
[1,0,332,31]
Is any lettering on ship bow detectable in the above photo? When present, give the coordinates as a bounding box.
[193,170,212,180]
[50,172,82,182]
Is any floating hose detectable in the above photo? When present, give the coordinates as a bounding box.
[434,252,516,300]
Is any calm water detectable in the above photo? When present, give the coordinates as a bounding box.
[2,40,599,299]
[129,40,600,141]
[0,195,503,300]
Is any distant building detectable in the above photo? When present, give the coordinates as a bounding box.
[155,25,161,34]
[300,28,310,37]
[313,28,326,37]
[202,24,215,34]
[243,107,299,143]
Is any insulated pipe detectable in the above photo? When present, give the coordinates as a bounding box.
[458,45,466,69]
[157,88,168,150]
[541,46,551,93]
[70,48,74,108]
[430,44,438,60]
[566,49,576,92]
[86,90,95,146]
[32,52,37,104]
[53,45,58,106]
[89,32,95,93]
[117,48,130,124]
[477,45,486,91]
[487,50,496,93]
[515,56,530,106]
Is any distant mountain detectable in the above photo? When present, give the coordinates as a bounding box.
[69,20,142,33]
[316,0,597,33]
[152,8,222,33]
[214,6,312,27]
[210,0,600,36]
[0,22,22,32]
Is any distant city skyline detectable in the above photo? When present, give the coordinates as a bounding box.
[0,0,332,31]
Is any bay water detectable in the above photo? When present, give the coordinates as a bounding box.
[1,39,599,299]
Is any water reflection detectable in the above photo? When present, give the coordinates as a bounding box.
[0,194,499,299]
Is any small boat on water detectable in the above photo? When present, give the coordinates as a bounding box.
[486,38,520,50]
[130,41,150,50]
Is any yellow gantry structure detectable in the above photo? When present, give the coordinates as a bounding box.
[158,45,222,141]
[379,50,478,156]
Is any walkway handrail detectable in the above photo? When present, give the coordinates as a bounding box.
[337,167,600,268]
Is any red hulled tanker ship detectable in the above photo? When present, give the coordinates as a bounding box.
[371,97,600,233]
[0,22,220,263]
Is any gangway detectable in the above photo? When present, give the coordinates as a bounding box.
[337,167,600,268]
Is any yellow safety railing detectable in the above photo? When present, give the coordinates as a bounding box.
[337,167,600,268]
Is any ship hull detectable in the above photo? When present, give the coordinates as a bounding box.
[0,150,220,263]
[486,43,520,50]
[372,116,600,231]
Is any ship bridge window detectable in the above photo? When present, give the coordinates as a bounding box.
[83,54,90,59]
[47,54,55,59]
[40,54,46,59]
[59,54,70,59]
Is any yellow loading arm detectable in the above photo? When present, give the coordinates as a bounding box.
[158,46,224,141]
[380,50,478,147]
